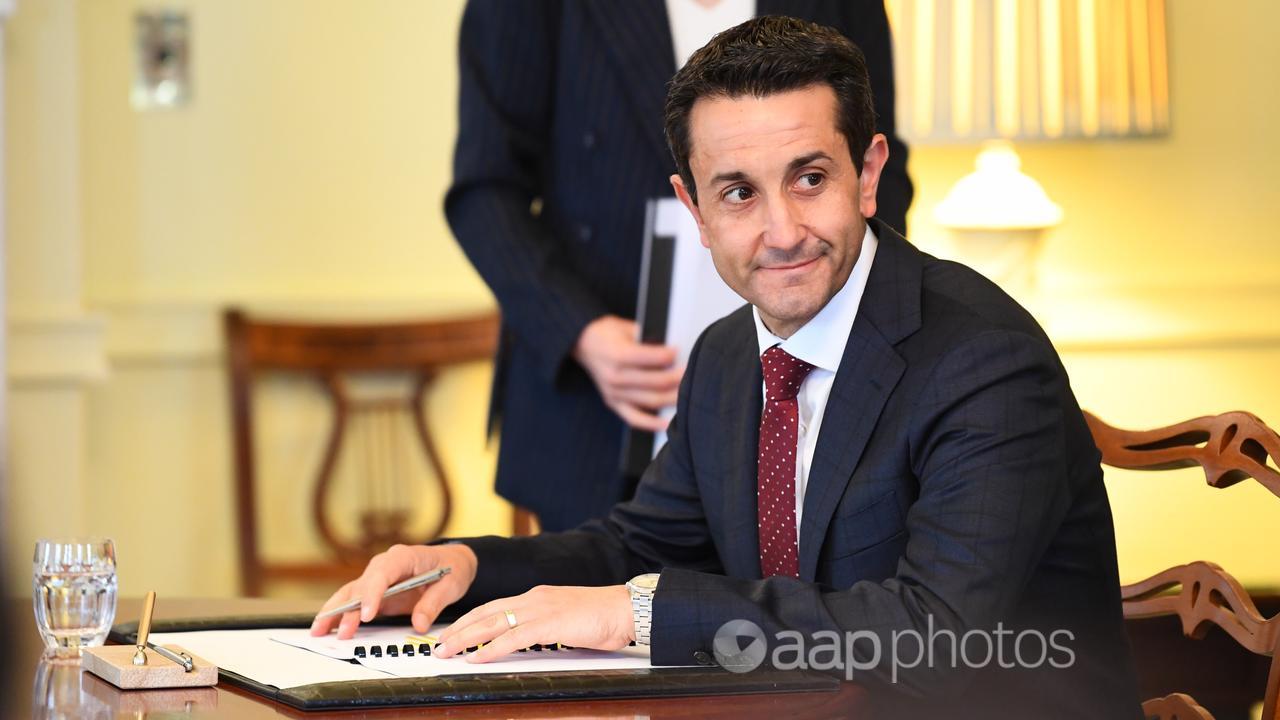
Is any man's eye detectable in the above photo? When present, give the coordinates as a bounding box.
[724,186,755,204]
[797,172,824,189]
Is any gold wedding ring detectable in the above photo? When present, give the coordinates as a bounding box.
[503,609,518,629]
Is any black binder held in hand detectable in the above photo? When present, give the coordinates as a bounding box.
[109,613,838,710]
[623,198,748,477]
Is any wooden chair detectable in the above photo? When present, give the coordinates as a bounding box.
[225,308,499,596]
[1086,410,1280,719]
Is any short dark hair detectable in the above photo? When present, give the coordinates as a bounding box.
[663,15,877,204]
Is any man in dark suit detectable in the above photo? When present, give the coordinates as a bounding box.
[321,16,1139,716]
[446,0,913,530]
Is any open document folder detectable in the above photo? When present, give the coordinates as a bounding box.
[132,616,838,709]
[148,625,651,690]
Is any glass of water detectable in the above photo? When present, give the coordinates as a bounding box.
[32,538,118,658]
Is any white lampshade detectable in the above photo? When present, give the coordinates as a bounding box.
[887,0,1170,145]
[886,0,1170,301]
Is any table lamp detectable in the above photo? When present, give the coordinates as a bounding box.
[887,0,1169,298]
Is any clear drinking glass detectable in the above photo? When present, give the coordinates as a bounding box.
[32,538,118,658]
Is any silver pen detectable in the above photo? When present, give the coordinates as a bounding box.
[315,567,451,621]
[147,641,195,672]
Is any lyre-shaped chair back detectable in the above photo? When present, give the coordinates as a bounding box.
[1085,411,1280,720]
[225,309,499,596]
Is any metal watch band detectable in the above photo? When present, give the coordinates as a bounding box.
[631,591,654,646]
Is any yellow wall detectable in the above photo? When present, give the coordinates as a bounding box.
[72,0,508,599]
[905,0,1280,292]
[6,0,510,598]
[901,0,1280,587]
[5,0,1280,598]
[80,0,483,305]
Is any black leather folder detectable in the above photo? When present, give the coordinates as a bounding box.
[109,614,839,710]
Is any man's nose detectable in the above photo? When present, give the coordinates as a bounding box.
[761,194,804,250]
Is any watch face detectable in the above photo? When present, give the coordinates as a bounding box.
[631,573,660,591]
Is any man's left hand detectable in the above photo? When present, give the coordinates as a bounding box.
[434,585,634,662]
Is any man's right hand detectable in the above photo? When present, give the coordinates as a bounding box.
[573,315,682,432]
[309,543,478,639]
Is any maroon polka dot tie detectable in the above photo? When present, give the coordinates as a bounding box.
[758,345,816,578]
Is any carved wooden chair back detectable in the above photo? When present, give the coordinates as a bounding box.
[1085,410,1280,719]
[225,308,499,596]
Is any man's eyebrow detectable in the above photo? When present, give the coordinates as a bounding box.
[709,169,750,188]
[707,152,834,189]
[787,151,833,172]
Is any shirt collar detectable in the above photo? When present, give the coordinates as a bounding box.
[753,224,878,372]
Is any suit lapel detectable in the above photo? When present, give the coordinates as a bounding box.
[796,322,904,580]
[583,0,677,165]
[797,223,922,580]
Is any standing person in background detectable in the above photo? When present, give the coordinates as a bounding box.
[445,0,912,531]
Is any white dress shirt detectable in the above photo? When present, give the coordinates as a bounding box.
[664,0,756,68]
[752,225,879,529]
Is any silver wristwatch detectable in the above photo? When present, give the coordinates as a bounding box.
[626,573,661,646]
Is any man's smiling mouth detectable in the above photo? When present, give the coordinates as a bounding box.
[761,255,821,271]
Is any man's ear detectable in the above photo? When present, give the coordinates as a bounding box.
[857,134,890,219]
[670,174,712,249]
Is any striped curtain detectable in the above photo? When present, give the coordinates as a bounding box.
[886,0,1169,143]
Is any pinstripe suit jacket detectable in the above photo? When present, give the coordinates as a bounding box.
[459,221,1141,717]
[444,0,913,530]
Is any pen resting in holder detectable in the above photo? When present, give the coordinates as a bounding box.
[83,645,218,689]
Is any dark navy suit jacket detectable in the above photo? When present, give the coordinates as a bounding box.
[445,0,913,529]
[459,221,1142,718]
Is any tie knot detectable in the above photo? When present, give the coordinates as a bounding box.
[760,346,815,401]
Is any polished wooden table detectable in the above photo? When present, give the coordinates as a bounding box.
[12,597,866,719]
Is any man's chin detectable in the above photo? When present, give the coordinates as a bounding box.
[755,297,826,335]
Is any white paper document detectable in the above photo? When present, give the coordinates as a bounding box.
[272,625,652,678]
[150,625,652,690]
[149,628,388,689]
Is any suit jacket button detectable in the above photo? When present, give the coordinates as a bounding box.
[693,650,714,666]
[577,224,593,243]
[582,131,597,149]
